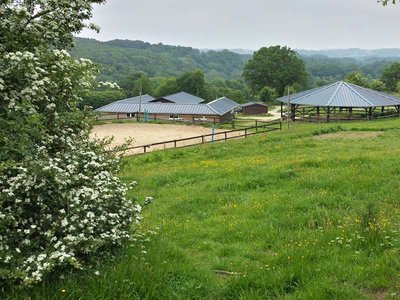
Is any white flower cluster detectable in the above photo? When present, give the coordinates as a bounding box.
[1,49,96,115]
[98,81,121,89]
[0,0,145,287]
[0,130,141,285]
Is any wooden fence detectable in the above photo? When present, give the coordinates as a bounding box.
[119,120,282,156]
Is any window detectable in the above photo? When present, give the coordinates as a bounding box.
[169,114,181,120]
[126,113,135,118]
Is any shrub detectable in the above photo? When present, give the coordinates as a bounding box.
[0,1,144,286]
[0,132,141,285]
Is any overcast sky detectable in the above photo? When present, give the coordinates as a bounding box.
[78,0,400,50]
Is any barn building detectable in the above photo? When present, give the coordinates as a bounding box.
[277,81,400,122]
[152,92,205,104]
[241,102,269,115]
[95,93,239,123]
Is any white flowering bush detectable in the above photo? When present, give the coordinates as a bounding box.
[0,0,143,286]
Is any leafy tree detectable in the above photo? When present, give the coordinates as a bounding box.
[380,0,396,5]
[283,83,303,96]
[0,0,142,285]
[156,77,179,97]
[118,71,153,97]
[259,86,278,103]
[176,69,206,97]
[397,82,400,93]
[370,79,387,92]
[243,46,307,96]
[381,62,400,92]
[345,71,370,87]
[79,88,127,109]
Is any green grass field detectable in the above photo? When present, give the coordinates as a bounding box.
[7,119,400,299]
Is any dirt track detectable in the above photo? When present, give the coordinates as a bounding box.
[91,123,229,155]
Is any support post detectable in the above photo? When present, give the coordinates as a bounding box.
[327,108,330,123]
[291,105,296,122]
[287,87,291,129]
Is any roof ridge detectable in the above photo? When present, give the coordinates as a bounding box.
[346,82,400,104]
[290,81,340,104]
[342,82,374,107]
[326,81,344,106]
[144,103,208,107]
[206,103,221,115]
[207,97,226,105]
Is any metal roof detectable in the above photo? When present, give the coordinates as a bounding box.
[96,102,220,116]
[277,81,400,108]
[152,92,205,104]
[115,94,155,104]
[241,102,269,108]
[207,97,240,115]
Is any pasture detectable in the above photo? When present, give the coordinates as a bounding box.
[8,118,400,299]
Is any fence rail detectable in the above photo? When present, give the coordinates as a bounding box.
[118,120,282,156]
[294,112,400,123]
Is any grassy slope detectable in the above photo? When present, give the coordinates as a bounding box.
[8,119,400,299]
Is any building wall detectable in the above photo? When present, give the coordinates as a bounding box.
[220,111,234,123]
[243,104,268,115]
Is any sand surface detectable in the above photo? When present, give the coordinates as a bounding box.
[91,123,235,155]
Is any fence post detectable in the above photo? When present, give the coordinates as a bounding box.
[144,146,146,153]
[202,135,205,144]
[174,140,177,148]
[280,119,282,131]
[224,132,227,141]
[245,128,247,138]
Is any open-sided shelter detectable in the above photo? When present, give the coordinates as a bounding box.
[277,81,400,122]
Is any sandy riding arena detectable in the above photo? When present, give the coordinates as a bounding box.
[91,123,231,155]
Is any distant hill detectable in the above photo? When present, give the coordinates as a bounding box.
[71,38,250,82]
[297,48,400,59]
[205,48,400,59]
[71,38,400,83]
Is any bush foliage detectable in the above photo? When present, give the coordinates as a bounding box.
[0,0,140,286]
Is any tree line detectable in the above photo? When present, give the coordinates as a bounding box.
[80,45,400,109]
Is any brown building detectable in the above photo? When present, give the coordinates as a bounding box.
[241,102,269,115]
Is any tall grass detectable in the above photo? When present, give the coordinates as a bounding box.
[7,118,400,299]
